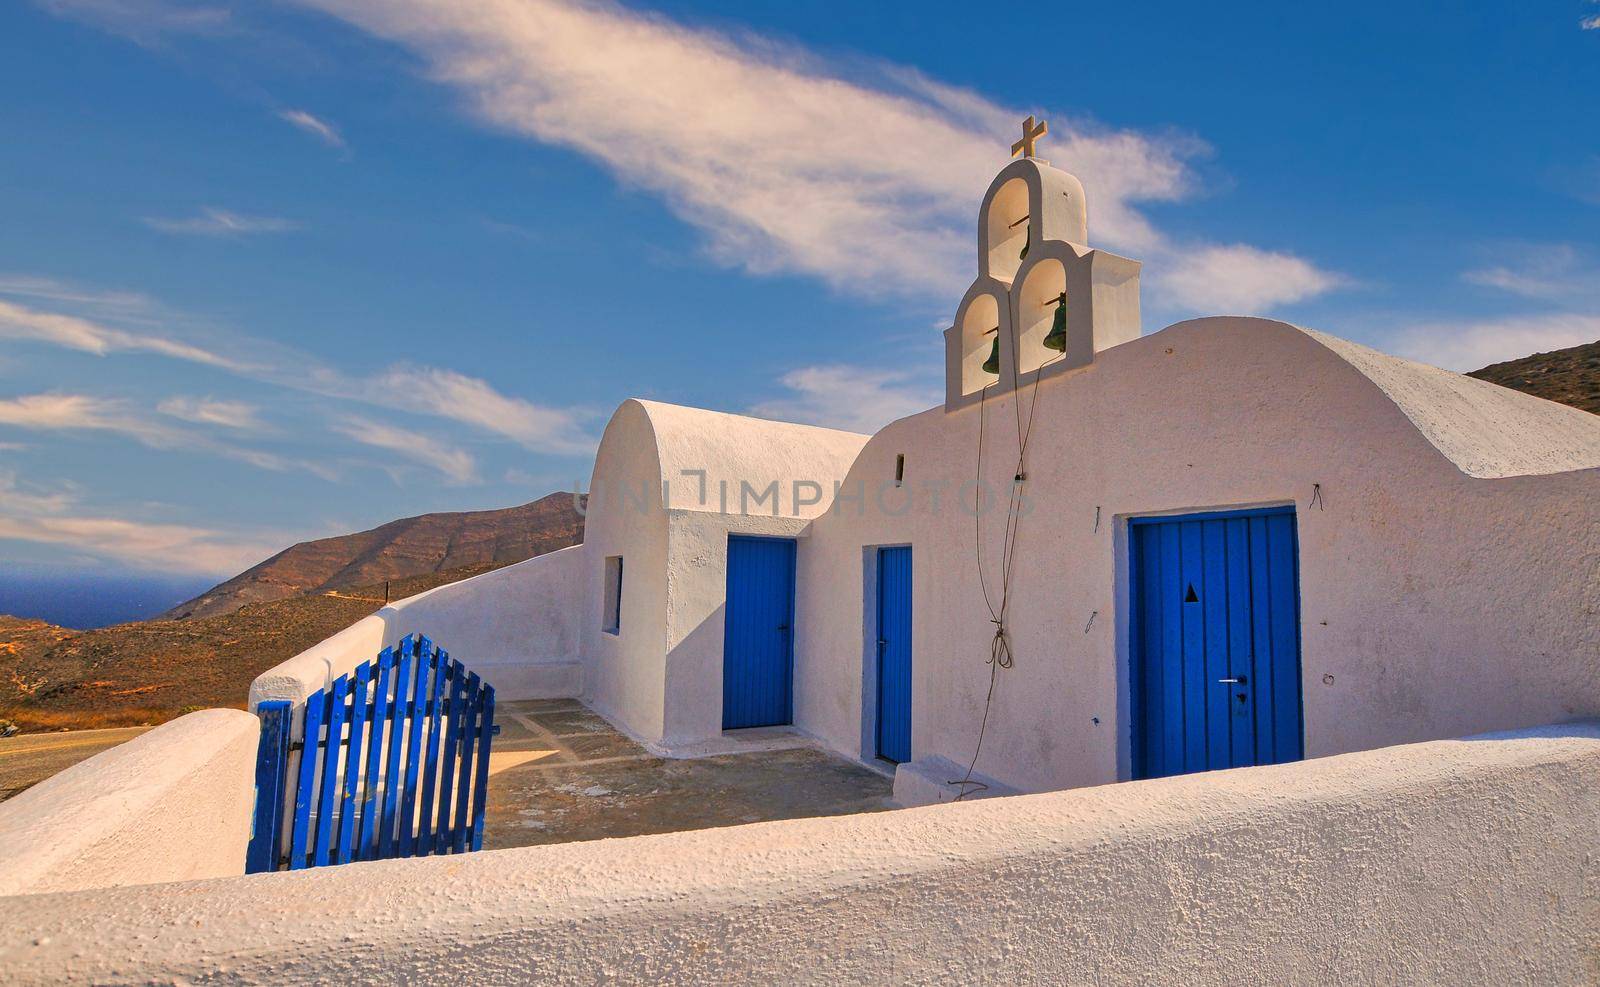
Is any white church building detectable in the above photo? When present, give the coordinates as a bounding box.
[9,122,1600,981]
[255,129,1600,808]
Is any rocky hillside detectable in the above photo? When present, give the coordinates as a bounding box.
[1,491,586,732]
[168,492,585,620]
[0,564,514,732]
[1469,339,1600,415]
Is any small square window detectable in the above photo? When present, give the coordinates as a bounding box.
[602,555,624,634]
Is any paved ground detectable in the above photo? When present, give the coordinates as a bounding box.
[0,726,150,801]
[483,699,895,849]
[0,701,896,847]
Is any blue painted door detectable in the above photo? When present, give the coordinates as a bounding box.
[876,546,913,763]
[723,536,797,729]
[1130,506,1303,780]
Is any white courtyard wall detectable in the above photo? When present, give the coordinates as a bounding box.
[793,317,1600,798]
[0,709,258,896]
[249,543,590,712]
[2,724,1594,983]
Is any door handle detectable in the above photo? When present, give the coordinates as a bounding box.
[777,623,790,632]
[1218,675,1248,684]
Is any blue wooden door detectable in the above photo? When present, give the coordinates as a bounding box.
[1130,506,1302,780]
[723,536,797,729]
[876,546,913,763]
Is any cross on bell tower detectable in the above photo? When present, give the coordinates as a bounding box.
[1011,115,1047,159]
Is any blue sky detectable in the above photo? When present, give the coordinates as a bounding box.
[1,0,1597,578]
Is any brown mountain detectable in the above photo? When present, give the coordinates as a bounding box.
[1468,338,1600,415]
[0,565,513,733]
[1,493,586,733]
[167,492,585,620]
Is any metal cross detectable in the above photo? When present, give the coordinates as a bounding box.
[1011,115,1047,158]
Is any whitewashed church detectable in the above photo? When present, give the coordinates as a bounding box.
[260,119,1600,807]
[9,119,1600,983]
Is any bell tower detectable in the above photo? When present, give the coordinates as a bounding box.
[943,117,1142,411]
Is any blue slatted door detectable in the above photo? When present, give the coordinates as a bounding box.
[876,547,913,763]
[1130,507,1303,780]
[723,536,797,729]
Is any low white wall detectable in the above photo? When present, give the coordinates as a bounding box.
[2,723,1594,983]
[0,709,258,896]
[248,544,589,711]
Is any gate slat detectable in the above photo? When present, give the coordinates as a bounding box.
[451,671,483,853]
[470,685,496,852]
[287,688,326,870]
[358,648,394,861]
[434,659,466,855]
[312,674,349,867]
[379,636,415,858]
[336,662,372,864]
[246,700,291,874]
[415,642,448,857]
[397,635,431,855]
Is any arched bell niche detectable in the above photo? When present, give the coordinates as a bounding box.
[983,177,1031,284]
[1015,257,1069,377]
[958,291,1003,396]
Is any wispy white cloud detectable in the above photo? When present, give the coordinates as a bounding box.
[751,364,939,433]
[1390,314,1600,372]
[0,296,243,369]
[0,273,151,315]
[291,0,1338,314]
[333,418,478,483]
[278,108,346,148]
[0,393,339,479]
[33,0,232,45]
[0,470,73,515]
[1157,244,1348,315]
[1463,244,1600,305]
[0,471,284,575]
[38,0,1340,315]
[374,366,591,455]
[144,207,300,236]
[0,393,184,447]
[0,276,596,462]
[157,395,266,430]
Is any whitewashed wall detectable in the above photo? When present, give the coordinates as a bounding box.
[0,709,258,896]
[249,543,589,712]
[581,399,868,750]
[792,317,1600,800]
[2,724,1594,983]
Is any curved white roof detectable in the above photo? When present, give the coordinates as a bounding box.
[1302,328,1600,479]
[624,399,870,518]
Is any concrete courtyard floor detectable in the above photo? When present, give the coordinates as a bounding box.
[483,699,896,849]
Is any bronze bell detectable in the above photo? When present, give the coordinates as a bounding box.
[981,330,1000,375]
[1043,294,1067,352]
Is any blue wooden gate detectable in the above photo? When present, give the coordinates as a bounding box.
[722,536,797,730]
[246,633,497,872]
[875,546,913,763]
[1129,506,1303,780]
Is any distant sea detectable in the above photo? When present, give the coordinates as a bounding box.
[0,567,215,630]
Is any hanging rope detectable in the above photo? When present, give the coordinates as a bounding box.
[949,348,1061,800]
